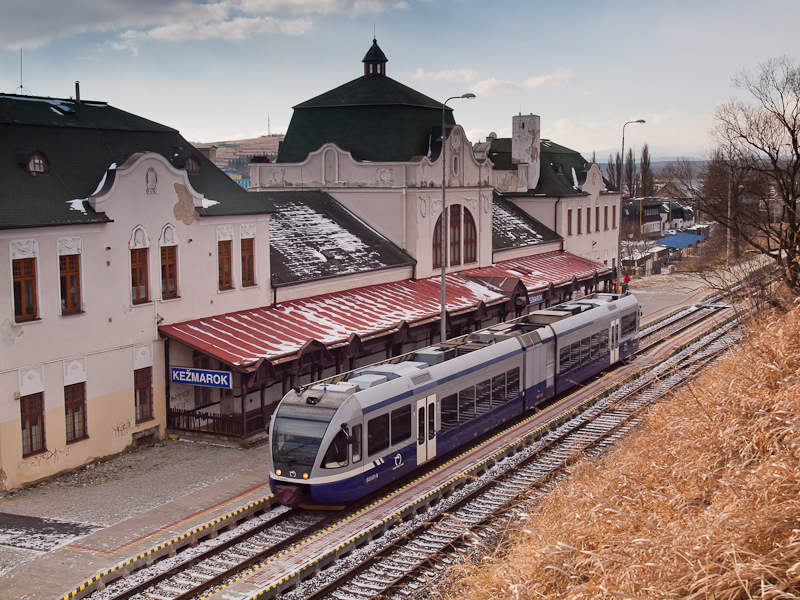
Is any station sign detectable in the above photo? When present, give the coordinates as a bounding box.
[170,367,233,389]
[527,292,544,305]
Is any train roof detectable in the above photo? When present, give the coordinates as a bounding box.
[276,293,638,414]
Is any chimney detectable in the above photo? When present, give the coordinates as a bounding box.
[511,114,541,190]
[75,81,81,104]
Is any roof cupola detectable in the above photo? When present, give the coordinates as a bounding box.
[362,38,388,77]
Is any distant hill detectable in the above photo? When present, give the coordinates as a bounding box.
[195,135,284,174]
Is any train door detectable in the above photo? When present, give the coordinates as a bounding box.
[610,318,620,363]
[416,395,437,466]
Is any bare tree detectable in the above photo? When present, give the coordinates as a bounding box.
[606,153,619,190]
[711,56,800,292]
[625,148,636,198]
[640,143,654,196]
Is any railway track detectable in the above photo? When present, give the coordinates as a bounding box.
[88,507,334,600]
[289,320,741,600]
[82,300,737,600]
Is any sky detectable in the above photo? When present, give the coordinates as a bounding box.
[2,0,799,161]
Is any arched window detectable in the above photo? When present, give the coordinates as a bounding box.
[433,215,443,269]
[464,209,477,263]
[185,155,200,173]
[27,152,48,175]
[449,205,461,266]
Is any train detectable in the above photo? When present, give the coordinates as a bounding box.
[269,292,640,508]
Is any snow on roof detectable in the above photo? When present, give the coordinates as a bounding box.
[463,250,610,291]
[159,274,506,367]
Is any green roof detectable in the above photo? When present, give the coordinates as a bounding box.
[276,75,455,163]
[251,190,415,287]
[1,93,272,229]
[491,138,613,197]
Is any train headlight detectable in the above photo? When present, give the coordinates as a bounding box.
[275,469,282,476]
[303,473,309,479]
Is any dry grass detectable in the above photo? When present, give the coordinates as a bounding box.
[444,302,800,600]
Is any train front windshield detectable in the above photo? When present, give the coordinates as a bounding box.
[271,404,336,473]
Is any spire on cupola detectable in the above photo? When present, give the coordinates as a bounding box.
[362,38,388,77]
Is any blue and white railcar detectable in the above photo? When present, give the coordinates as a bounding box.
[269,293,639,507]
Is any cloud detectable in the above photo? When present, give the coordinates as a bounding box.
[471,69,572,97]
[412,67,480,83]
[117,15,313,46]
[0,0,405,50]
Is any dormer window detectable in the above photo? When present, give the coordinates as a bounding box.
[185,155,200,173]
[27,152,48,176]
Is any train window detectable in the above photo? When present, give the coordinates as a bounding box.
[352,424,362,463]
[507,368,520,399]
[581,337,590,363]
[368,413,390,456]
[621,313,637,337]
[492,374,506,406]
[441,394,458,432]
[391,405,412,446]
[600,332,609,354]
[458,387,475,423]
[418,406,425,445]
[476,380,491,415]
[573,341,581,367]
[590,333,600,359]
[559,347,570,374]
[321,429,349,469]
[428,402,435,440]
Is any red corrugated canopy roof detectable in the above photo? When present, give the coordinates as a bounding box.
[159,274,506,368]
[160,251,609,369]
[465,250,610,291]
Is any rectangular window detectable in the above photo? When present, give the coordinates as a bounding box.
[134,367,153,423]
[491,373,506,406]
[613,205,617,229]
[390,405,412,446]
[441,393,458,432]
[13,258,38,321]
[352,424,362,463]
[604,206,609,230]
[241,238,255,287]
[567,209,573,236]
[476,379,491,415]
[577,208,582,235]
[368,413,389,456]
[21,392,45,456]
[449,205,461,266]
[161,246,178,299]
[596,206,600,232]
[65,382,87,442]
[218,240,232,290]
[60,254,81,314]
[586,207,591,234]
[458,387,475,424]
[507,368,520,399]
[131,248,149,304]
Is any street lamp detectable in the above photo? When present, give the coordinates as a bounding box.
[617,119,645,292]
[440,93,475,342]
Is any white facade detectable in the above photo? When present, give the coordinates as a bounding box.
[251,126,497,279]
[1,152,271,489]
[490,114,621,270]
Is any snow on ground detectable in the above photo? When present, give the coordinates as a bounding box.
[0,438,270,577]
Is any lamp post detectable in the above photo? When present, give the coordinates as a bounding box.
[440,93,475,343]
[617,119,645,292]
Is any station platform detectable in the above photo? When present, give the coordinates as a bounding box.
[0,464,273,600]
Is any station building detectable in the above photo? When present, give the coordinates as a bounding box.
[1,40,619,489]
